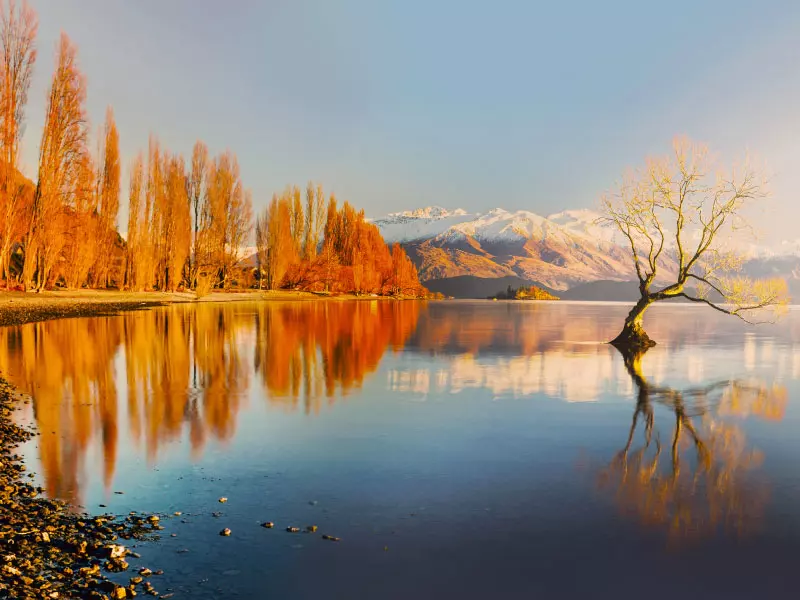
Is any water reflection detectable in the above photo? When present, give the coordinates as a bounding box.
[2,300,796,598]
[0,301,420,503]
[0,300,791,537]
[254,301,419,411]
[599,348,786,542]
[392,303,797,401]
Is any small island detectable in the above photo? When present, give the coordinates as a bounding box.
[489,284,560,301]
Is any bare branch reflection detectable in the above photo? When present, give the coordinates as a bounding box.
[599,348,785,542]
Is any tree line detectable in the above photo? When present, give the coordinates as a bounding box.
[255,185,427,296]
[0,0,426,296]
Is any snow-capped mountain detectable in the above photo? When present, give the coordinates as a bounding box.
[373,205,800,291]
[372,206,647,289]
[545,209,627,248]
[376,206,619,246]
[371,206,472,243]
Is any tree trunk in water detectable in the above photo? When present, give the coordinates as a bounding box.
[611,295,655,350]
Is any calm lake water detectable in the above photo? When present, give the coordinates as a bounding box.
[6,300,800,599]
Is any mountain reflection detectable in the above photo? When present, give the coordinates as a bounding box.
[599,348,786,542]
[392,303,798,401]
[0,301,420,503]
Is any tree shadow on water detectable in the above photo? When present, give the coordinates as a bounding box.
[598,346,786,544]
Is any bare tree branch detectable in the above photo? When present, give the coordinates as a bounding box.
[602,136,787,346]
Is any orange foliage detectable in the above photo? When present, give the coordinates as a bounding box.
[254,301,420,410]
[25,32,87,292]
[257,185,427,296]
[0,300,422,502]
[92,107,121,287]
[5,3,420,294]
[0,0,36,283]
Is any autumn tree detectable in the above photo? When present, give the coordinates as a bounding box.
[316,196,341,291]
[266,186,424,296]
[262,193,293,289]
[159,152,190,291]
[188,140,208,286]
[323,195,340,254]
[303,182,325,259]
[140,138,192,292]
[229,187,252,285]
[601,137,788,350]
[205,151,251,288]
[0,22,256,293]
[389,242,420,296]
[125,153,144,290]
[25,33,87,291]
[254,205,268,289]
[0,0,36,284]
[142,136,162,289]
[289,185,303,257]
[61,147,96,288]
[92,106,120,287]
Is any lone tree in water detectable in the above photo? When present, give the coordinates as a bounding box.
[601,137,788,350]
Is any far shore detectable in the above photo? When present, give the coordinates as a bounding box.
[0,289,430,328]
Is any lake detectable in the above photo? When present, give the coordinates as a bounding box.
[5,300,800,599]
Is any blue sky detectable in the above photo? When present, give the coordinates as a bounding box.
[24,0,800,239]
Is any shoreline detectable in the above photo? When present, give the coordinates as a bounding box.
[0,289,428,328]
[0,288,427,597]
[0,379,168,599]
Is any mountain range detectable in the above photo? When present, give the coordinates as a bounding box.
[372,206,800,298]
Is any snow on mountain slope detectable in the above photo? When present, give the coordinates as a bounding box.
[447,208,563,243]
[378,206,623,248]
[372,205,649,288]
[378,206,603,246]
[372,205,799,289]
[546,209,625,247]
[371,206,473,243]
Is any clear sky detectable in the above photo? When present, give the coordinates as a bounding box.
[22,0,800,239]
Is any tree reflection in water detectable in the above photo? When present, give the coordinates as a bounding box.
[599,347,786,542]
[0,301,421,504]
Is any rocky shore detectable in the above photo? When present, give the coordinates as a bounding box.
[0,289,377,598]
[0,379,168,599]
